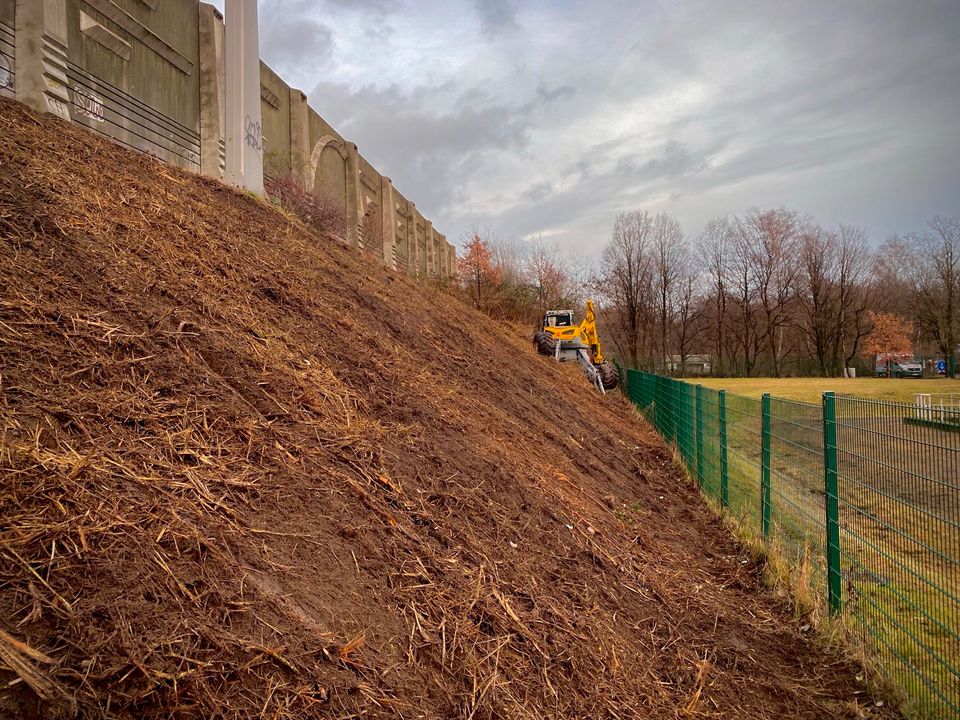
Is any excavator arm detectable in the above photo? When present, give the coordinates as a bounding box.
[578,299,605,365]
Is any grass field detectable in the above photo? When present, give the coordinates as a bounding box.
[688,376,960,404]
[647,373,960,715]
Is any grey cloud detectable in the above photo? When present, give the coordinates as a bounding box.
[308,80,533,215]
[260,17,334,72]
[258,0,960,256]
[364,19,394,43]
[536,82,576,104]
[615,141,709,182]
[522,181,554,202]
[474,0,518,37]
[324,0,401,12]
[695,131,890,191]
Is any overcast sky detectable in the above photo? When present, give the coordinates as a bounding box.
[211,0,960,257]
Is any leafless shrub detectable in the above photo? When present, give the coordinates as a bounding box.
[265,173,348,240]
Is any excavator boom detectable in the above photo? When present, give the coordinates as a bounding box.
[579,299,604,365]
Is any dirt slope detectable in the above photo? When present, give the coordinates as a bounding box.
[0,98,890,720]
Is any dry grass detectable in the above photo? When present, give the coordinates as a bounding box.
[689,377,960,404]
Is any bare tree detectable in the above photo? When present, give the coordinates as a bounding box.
[672,270,707,377]
[561,250,593,313]
[651,213,686,372]
[527,235,570,323]
[796,223,838,376]
[834,225,874,374]
[741,208,800,376]
[873,235,915,315]
[913,216,960,375]
[697,218,731,376]
[598,210,655,368]
[493,236,526,288]
[726,217,763,376]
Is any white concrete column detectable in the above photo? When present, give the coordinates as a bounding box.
[15,0,70,120]
[198,3,225,179]
[224,0,263,195]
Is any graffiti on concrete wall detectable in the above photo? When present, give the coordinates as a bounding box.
[0,55,11,91]
[45,94,71,121]
[244,114,261,153]
[71,86,106,123]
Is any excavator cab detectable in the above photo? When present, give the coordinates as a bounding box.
[543,311,573,328]
[533,300,618,392]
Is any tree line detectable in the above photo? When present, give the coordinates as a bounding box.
[458,211,960,378]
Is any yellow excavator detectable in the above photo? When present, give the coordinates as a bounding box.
[533,299,618,392]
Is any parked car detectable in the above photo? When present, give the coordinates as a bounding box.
[876,360,923,378]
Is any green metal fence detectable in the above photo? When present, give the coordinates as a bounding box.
[621,370,959,718]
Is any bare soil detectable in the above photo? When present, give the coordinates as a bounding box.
[0,98,896,719]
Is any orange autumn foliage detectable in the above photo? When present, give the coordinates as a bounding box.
[863,311,914,358]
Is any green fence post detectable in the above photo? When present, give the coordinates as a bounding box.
[761,393,771,539]
[822,391,843,614]
[695,385,704,487]
[719,390,729,509]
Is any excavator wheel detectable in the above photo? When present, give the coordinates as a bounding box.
[533,331,555,356]
[597,361,619,390]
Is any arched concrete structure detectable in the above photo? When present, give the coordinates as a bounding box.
[308,134,347,180]
[307,134,360,246]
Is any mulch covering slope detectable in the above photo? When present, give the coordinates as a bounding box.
[0,98,893,719]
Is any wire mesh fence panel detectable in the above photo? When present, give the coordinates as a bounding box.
[619,372,959,716]
[768,396,828,595]
[679,382,696,472]
[835,396,959,718]
[722,392,763,536]
[698,386,723,503]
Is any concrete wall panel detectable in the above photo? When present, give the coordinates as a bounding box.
[258,60,289,177]
[0,1,14,99]
[316,144,347,208]
[307,106,350,211]
[357,154,382,258]
[63,0,200,168]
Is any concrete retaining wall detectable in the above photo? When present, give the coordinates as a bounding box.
[0,2,13,101]
[2,0,454,278]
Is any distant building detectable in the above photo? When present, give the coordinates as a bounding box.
[667,355,713,376]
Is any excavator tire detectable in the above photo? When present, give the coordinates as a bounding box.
[597,361,619,390]
[533,331,555,356]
